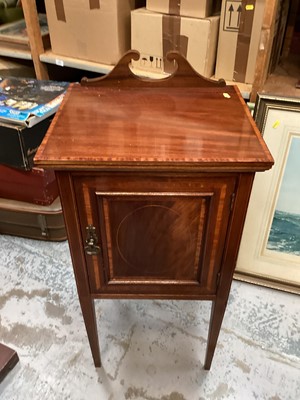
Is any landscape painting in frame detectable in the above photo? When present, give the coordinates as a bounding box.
[265,135,300,260]
[235,94,300,294]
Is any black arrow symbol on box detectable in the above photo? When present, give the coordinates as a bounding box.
[228,4,234,27]
[237,4,242,27]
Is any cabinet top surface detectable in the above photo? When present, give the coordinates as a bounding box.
[35,84,273,172]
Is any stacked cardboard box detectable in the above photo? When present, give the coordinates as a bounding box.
[215,0,266,84]
[131,1,220,77]
[45,0,145,65]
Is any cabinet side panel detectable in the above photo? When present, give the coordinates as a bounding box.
[55,172,90,288]
[220,172,255,291]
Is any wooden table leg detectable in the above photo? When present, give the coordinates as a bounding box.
[204,174,255,369]
[204,297,227,370]
[0,343,19,383]
[56,173,101,367]
[79,297,101,367]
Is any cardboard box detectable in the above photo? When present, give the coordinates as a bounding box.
[146,0,213,18]
[131,8,220,77]
[0,117,52,170]
[215,0,265,84]
[45,0,137,65]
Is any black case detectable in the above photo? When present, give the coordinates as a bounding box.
[0,117,52,170]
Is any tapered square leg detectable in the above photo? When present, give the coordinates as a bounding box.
[80,297,101,367]
[204,298,227,370]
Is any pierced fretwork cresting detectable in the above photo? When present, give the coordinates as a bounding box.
[81,50,226,89]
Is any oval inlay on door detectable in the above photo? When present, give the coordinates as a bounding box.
[116,204,193,276]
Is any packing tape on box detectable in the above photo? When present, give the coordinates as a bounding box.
[162,14,188,73]
[169,0,181,15]
[54,0,66,22]
[54,0,100,22]
[233,0,256,82]
[89,0,100,9]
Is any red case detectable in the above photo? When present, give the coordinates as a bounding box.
[0,164,58,205]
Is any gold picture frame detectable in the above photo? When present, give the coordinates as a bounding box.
[234,94,300,295]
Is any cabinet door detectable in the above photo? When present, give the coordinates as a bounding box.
[73,173,236,297]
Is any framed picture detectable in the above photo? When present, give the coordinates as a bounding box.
[0,14,50,51]
[234,94,300,294]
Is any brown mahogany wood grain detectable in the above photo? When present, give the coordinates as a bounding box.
[35,52,273,371]
[56,172,101,367]
[81,51,226,88]
[35,85,273,171]
[0,343,19,383]
[72,172,236,297]
[204,173,254,369]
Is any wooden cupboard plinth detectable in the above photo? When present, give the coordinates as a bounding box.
[34,51,273,369]
[0,343,19,383]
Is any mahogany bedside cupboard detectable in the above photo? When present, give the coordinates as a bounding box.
[34,52,273,370]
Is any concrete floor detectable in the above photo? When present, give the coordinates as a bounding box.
[0,234,299,400]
